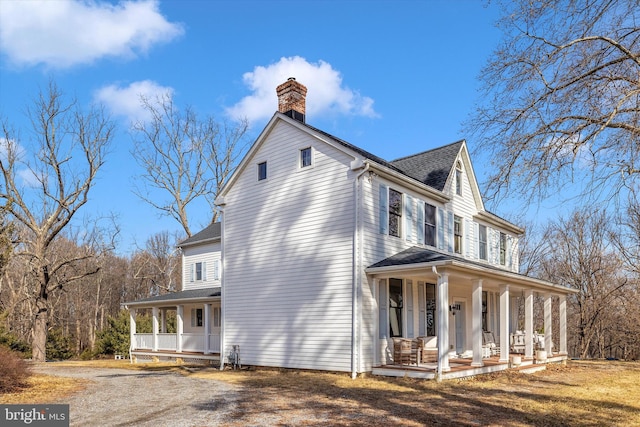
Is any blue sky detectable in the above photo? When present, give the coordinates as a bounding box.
[0,0,527,254]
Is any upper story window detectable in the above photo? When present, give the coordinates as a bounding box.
[389,188,402,238]
[499,232,507,265]
[478,224,488,261]
[424,203,436,247]
[454,215,463,254]
[300,147,312,167]
[258,161,267,181]
[455,161,463,196]
[191,261,206,282]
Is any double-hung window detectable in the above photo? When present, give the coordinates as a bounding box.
[191,308,203,327]
[499,232,507,265]
[424,203,436,247]
[454,215,463,254]
[388,188,402,238]
[478,224,488,261]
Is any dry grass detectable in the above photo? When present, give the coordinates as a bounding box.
[0,374,86,404]
[3,359,639,426]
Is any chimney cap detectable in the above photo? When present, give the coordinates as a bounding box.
[287,77,296,81]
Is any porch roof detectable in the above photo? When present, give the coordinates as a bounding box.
[123,287,221,308]
[366,246,577,295]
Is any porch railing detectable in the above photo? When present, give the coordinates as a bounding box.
[132,332,220,353]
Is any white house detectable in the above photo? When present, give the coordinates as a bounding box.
[125,78,576,379]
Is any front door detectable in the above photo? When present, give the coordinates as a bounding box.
[455,301,466,354]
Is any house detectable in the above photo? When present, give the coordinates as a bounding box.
[124,78,576,379]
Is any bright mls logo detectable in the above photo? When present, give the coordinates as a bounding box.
[1,405,69,426]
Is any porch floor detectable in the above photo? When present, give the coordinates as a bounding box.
[372,353,567,380]
[130,349,221,364]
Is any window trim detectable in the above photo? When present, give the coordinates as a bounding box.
[424,203,436,247]
[478,224,488,261]
[454,215,463,254]
[499,232,507,265]
[299,147,312,168]
[257,161,267,181]
[455,161,463,196]
[388,188,403,238]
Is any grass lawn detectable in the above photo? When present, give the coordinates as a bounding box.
[2,359,639,426]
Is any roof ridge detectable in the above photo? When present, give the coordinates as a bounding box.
[389,140,464,163]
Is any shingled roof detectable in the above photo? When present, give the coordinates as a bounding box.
[124,287,221,306]
[178,222,221,247]
[389,141,463,191]
[299,118,462,192]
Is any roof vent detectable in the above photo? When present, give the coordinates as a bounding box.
[276,78,307,123]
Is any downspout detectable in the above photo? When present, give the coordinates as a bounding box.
[218,203,226,370]
[352,161,370,379]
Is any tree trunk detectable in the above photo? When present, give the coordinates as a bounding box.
[32,299,48,362]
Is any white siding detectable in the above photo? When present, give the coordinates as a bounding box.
[182,242,221,290]
[223,121,356,372]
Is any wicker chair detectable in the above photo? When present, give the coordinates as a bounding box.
[392,338,418,365]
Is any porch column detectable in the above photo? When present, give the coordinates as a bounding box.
[471,279,483,367]
[152,307,159,352]
[129,308,137,351]
[524,289,534,360]
[544,293,553,355]
[176,305,184,353]
[204,303,211,354]
[499,284,510,362]
[437,272,450,377]
[559,294,567,355]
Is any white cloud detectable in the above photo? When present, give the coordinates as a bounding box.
[0,0,183,69]
[94,80,174,123]
[226,56,378,124]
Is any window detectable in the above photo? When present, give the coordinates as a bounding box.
[195,262,203,281]
[454,215,463,254]
[499,232,507,265]
[258,161,267,181]
[455,161,463,196]
[478,224,488,261]
[389,188,402,238]
[426,283,436,336]
[213,307,221,328]
[191,262,206,282]
[300,147,312,167]
[482,291,488,331]
[389,279,403,337]
[191,308,203,327]
[424,203,436,246]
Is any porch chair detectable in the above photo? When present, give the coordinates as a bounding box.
[482,331,500,357]
[392,338,418,366]
[417,336,438,363]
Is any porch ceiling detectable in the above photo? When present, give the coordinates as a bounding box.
[366,246,577,295]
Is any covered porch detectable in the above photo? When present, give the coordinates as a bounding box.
[123,288,222,364]
[366,247,576,380]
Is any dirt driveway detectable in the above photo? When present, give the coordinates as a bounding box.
[34,365,243,427]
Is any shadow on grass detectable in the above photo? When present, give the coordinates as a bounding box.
[183,364,640,427]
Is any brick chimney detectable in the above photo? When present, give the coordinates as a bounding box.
[276,77,307,123]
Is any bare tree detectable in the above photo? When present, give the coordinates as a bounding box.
[130,231,181,295]
[0,82,114,361]
[131,94,249,237]
[468,0,640,206]
[539,208,634,358]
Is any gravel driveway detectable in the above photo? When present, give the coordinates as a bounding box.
[33,365,243,427]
